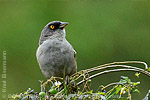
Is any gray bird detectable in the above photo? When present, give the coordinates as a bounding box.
[36,21,77,79]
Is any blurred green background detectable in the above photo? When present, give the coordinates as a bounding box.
[0,0,150,99]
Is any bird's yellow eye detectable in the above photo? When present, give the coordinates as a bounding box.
[50,25,55,29]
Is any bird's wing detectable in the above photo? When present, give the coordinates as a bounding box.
[73,49,77,58]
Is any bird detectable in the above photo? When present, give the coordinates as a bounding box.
[36,21,77,79]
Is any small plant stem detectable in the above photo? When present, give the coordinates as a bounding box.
[77,68,150,86]
[128,88,131,100]
[102,82,118,90]
[86,61,148,73]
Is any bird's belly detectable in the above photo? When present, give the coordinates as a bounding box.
[36,40,76,78]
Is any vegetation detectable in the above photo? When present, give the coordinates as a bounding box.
[8,61,150,100]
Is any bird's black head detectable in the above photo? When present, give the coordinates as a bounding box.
[39,21,69,45]
[48,21,69,30]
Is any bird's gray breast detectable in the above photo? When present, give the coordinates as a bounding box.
[36,38,76,78]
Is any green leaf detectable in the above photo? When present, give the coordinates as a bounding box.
[115,85,122,94]
[118,79,127,84]
[132,89,140,94]
[85,90,93,94]
[128,79,131,82]
[147,67,150,71]
[39,92,46,98]
[98,92,106,95]
[121,76,129,80]
[50,87,58,94]
[133,82,140,86]
[135,72,140,78]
